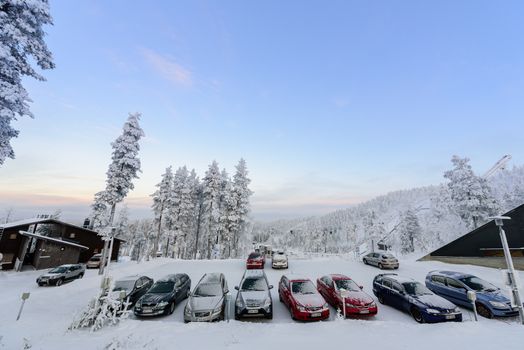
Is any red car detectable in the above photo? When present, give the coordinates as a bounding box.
[317,274,377,317]
[246,252,265,269]
[278,274,330,321]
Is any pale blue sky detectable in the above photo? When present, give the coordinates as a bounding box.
[1,0,523,222]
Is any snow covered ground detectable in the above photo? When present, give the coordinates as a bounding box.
[0,256,523,349]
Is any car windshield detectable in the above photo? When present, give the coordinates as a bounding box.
[335,279,360,292]
[291,281,316,294]
[49,267,68,273]
[241,278,268,291]
[459,276,498,292]
[382,254,394,259]
[89,256,101,261]
[148,281,174,294]
[248,253,261,259]
[194,283,222,297]
[113,280,135,293]
[402,282,431,296]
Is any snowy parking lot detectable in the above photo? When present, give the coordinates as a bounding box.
[0,257,523,349]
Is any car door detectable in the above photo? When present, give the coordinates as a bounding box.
[317,277,329,302]
[381,279,394,305]
[444,278,468,307]
[280,277,291,307]
[390,282,406,311]
[371,253,380,266]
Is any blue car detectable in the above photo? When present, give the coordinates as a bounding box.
[425,271,519,319]
[373,273,462,323]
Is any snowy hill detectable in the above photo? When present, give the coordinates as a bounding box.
[251,165,524,256]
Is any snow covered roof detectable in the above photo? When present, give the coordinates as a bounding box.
[18,230,89,250]
[0,217,52,229]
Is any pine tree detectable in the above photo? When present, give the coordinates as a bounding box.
[399,210,420,254]
[151,166,174,258]
[230,158,253,257]
[0,0,55,166]
[94,113,144,274]
[444,155,499,229]
[188,169,202,259]
[200,161,223,259]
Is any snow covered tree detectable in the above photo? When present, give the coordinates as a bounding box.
[218,169,237,258]
[399,209,420,254]
[200,161,223,259]
[151,166,173,258]
[94,112,145,274]
[187,169,203,259]
[444,155,499,229]
[0,0,55,166]
[230,158,253,257]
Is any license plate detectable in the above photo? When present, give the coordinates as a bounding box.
[142,308,152,313]
[359,309,370,314]
[247,309,258,314]
[311,312,321,317]
[445,315,455,319]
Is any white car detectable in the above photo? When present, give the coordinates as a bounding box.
[271,251,288,269]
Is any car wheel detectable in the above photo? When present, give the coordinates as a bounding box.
[266,312,273,320]
[411,307,424,323]
[378,263,383,269]
[377,293,385,304]
[38,283,44,287]
[78,273,84,279]
[169,302,175,315]
[476,303,493,319]
[234,314,241,320]
[363,259,367,265]
[56,278,64,286]
[279,293,283,302]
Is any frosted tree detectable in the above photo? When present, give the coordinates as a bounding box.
[230,158,253,257]
[399,210,420,254]
[90,191,109,232]
[188,169,203,259]
[200,161,223,259]
[94,113,145,274]
[0,0,55,166]
[151,166,173,258]
[444,155,499,229]
[218,169,236,258]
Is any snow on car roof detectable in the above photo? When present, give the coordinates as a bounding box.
[380,274,415,284]
[243,270,265,278]
[433,270,471,279]
[201,272,222,283]
[285,274,310,281]
[329,274,350,280]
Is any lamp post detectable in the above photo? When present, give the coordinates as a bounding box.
[490,216,524,325]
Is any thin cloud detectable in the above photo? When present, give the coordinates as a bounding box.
[140,48,193,86]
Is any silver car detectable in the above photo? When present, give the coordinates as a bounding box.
[234,270,273,320]
[363,252,399,269]
[184,273,229,322]
[36,264,85,286]
[271,251,288,269]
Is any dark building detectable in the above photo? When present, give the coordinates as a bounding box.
[420,203,524,270]
[0,217,123,271]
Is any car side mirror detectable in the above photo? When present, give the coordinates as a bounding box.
[359,285,363,290]
[269,285,274,289]
[224,289,229,294]
[234,286,239,290]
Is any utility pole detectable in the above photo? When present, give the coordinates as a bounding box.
[490,216,524,325]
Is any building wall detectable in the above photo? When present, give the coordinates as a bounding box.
[0,225,31,269]
[421,255,524,270]
[33,240,81,270]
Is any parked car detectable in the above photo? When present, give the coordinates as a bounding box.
[425,270,519,318]
[246,252,265,269]
[134,274,191,317]
[234,270,273,320]
[36,264,85,286]
[86,254,106,269]
[373,273,461,323]
[363,252,399,269]
[271,251,288,269]
[279,274,329,321]
[317,274,377,317]
[112,275,154,307]
[184,273,229,322]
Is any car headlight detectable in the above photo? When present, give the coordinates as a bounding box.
[297,305,306,312]
[369,302,376,307]
[157,301,169,308]
[489,301,507,309]
[323,303,329,309]
[453,307,460,313]
[184,305,192,315]
[236,298,244,307]
[426,308,440,314]
[263,298,271,308]
[213,305,223,314]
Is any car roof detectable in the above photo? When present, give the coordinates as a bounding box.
[328,274,351,280]
[243,270,266,278]
[284,274,310,282]
[201,272,223,283]
[379,274,415,284]
[59,264,79,267]
[118,275,144,282]
[156,274,180,282]
[430,270,472,279]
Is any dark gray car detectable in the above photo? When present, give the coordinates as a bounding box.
[234,270,273,319]
[36,264,85,286]
[184,273,229,322]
